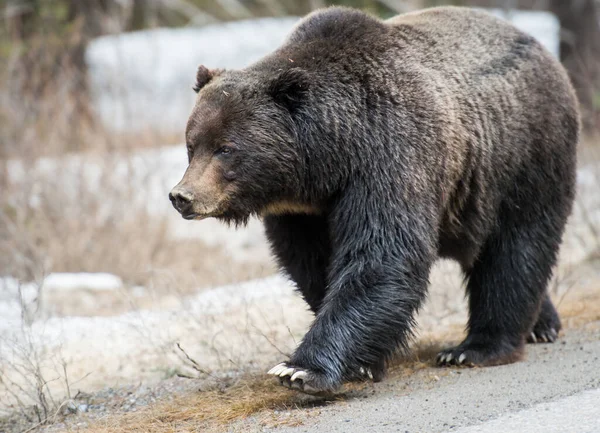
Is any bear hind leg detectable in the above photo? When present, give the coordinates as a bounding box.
[438,214,562,367]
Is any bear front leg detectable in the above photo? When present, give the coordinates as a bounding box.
[268,193,436,394]
[263,214,330,313]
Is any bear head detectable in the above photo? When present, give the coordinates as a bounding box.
[169,64,314,225]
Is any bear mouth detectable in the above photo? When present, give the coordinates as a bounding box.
[182,211,220,221]
[181,211,207,220]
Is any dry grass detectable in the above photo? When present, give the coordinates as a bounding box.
[74,377,329,433]
[56,339,451,433]
[77,369,419,433]
[557,285,600,329]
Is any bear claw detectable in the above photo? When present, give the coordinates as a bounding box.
[280,367,295,377]
[291,370,307,381]
[436,349,473,367]
[527,327,558,344]
[267,362,327,395]
[267,363,287,375]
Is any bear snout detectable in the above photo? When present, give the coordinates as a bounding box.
[169,187,195,219]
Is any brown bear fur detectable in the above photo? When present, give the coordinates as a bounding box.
[170,6,579,393]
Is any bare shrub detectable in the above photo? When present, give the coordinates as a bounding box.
[0,288,84,431]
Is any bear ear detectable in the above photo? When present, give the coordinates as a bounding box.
[268,67,311,112]
[193,65,223,93]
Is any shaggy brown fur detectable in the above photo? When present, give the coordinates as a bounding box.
[170,6,580,393]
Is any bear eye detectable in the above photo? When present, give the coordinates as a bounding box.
[215,146,232,156]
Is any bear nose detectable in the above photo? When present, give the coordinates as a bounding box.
[169,188,193,214]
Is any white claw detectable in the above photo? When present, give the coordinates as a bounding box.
[530,332,537,343]
[359,367,366,375]
[276,364,290,375]
[445,353,453,363]
[280,367,295,377]
[367,369,373,380]
[268,363,286,375]
[291,371,308,381]
[458,353,466,364]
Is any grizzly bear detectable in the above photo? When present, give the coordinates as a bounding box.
[169,6,579,394]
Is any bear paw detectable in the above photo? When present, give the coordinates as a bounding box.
[528,297,561,344]
[436,339,523,367]
[436,349,476,367]
[527,327,559,343]
[267,362,338,396]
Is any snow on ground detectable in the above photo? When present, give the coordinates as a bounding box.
[86,11,559,134]
[0,274,122,335]
[43,273,123,292]
[0,262,466,405]
[0,275,308,407]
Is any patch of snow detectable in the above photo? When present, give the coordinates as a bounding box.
[0,274,306,401]
[0,274,295,338]
[44,273,123,292]
[187,275,294,315]
[0,277,38,334]
[0,277,38,302]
